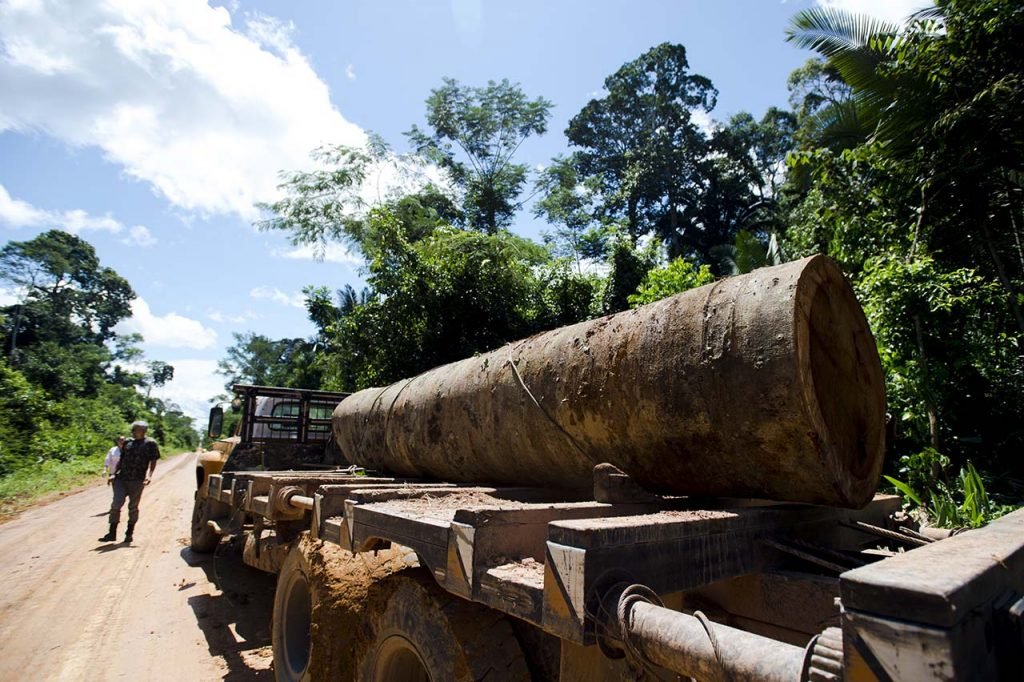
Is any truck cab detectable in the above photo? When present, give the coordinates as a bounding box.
[191,384,349,552]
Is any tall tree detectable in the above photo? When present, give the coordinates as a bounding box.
[407,78,552,233]
[0,230,134,355]
[532,156,610,272]
[0,231,135,398]
[565,43,717,248]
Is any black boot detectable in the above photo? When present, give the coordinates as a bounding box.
[124,523,134,543]
[99,524,117,542]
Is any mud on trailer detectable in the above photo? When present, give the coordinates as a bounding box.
[193,384,1024,682]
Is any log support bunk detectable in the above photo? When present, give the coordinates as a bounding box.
[203,468,1024,681]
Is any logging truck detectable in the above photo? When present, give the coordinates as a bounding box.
[191,255,1024,681]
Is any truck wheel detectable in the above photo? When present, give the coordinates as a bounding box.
[358,570,530,682]
[272,538,414,682]
[190,491,227,553]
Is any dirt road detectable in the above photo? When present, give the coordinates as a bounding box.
[0,452,277,681]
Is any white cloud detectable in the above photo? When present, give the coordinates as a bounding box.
[243,12,295,56]
[816,0,933,25]
[0,184,50,227]
[249,286,305,308]
[124,224,157,247]
[0,0,367,220]
[274,243,362,266]
[149,358,225,422]
[208,309,256,324]
[345,63,356,80]
[0,182,149,238]
[116,297,218,349]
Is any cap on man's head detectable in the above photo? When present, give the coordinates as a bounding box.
[131,420,149,430]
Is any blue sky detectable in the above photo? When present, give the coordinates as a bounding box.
[0,0,927,420]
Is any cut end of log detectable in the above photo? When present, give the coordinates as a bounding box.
[796,255,887,507]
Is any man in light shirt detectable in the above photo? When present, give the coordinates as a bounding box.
[103,436,125,483]
[99,422,160,544]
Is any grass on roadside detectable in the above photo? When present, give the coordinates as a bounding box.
[0,454,110,521]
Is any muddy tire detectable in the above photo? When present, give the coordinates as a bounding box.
[357,570,530,682]
[273,542,316,682]
[272,538,413,682]
[190,492,227,553]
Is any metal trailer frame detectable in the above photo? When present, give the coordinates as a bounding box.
[201,467,1024,681]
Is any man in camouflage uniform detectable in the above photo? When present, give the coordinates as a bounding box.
[99,420,160,544]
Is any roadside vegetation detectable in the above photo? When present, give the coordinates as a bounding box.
[0,232,198,516]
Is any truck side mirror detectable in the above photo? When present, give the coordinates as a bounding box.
[208,406,224,439]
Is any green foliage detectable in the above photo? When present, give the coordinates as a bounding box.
[565,43,718,246]
[533,156,611,269]
[0,359,49,475]
[560,45,797,268]
[1,230,136,399]
[407,78,552,232]
[218,332,323,390]
[886,449,1016,528]
[710,229,782,276]
[602,237,656,314]
[0,232,197,488]
[0,230,135,347]
[784,1,1024,480]
[536,261,605,327]
[628,257,715,308]
[30,395,127,463]
[319,209,553,389]
[0,452,107,518]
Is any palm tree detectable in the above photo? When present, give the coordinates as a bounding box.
[784,5,940,152]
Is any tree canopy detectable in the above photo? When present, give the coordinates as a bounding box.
[0,231,198,476]
[248,6,1023,524]
[407,78,552,233]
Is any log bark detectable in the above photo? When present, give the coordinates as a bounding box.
[333,255,886,508]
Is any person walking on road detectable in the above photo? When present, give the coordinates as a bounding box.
[99,421,160,544]
[102,436,125,480]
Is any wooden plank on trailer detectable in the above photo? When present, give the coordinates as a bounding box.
[345,486,495,504]
[547,506,837,548]
[444,502,660,604]
[349,503,449,573]
[841,507,1024,628]
[320,517,345,546]
[478,560,545,624]
[315,482,444,517]
[249,494,270,517]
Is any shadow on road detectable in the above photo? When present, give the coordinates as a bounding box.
[182,540,277,680]
[92,543,132,553]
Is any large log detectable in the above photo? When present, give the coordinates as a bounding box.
[333,255,886,508]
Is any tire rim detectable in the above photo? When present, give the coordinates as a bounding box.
[281,569,312,680]
[374,635,431,682]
